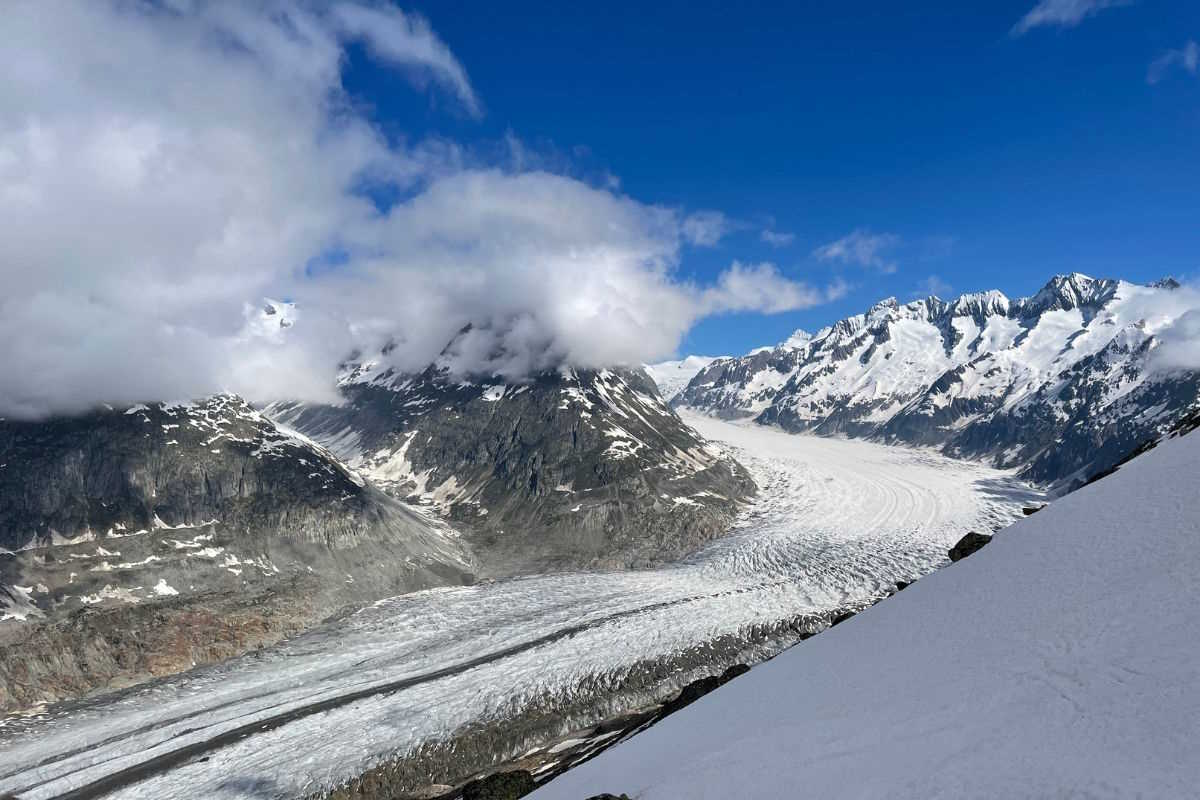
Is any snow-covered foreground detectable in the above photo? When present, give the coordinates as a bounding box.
[535,429,1200,800]
[0,416,1038,799]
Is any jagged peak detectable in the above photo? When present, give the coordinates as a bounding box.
[947,289,1011,318]
[1021,272,1119,315]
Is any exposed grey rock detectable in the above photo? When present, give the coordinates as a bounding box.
[0,394,471,710]
[270,352,754,575]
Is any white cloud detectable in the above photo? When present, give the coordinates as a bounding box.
[1148,40,1199,85]
[0,2,840,419]
[1152,307,1200,373]
[813,229,901,274]
[760,229,796,248]
[1012,0,1130,35]
[303,174,843,380]
[914,275,954,299]
[681,210,733,247]
[697,263,849,316]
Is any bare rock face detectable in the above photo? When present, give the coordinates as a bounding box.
[0,394,472,711]
[270,358,755,576]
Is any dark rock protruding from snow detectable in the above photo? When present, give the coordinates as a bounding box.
[461,770,536,800]
[948,531,993,562]
[660,664,750,716]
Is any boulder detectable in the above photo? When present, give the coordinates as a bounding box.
[948,531,992,562]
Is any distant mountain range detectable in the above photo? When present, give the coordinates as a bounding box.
[673,273,1200,491]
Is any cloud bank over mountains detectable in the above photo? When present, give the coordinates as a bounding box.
[0,1,837,419]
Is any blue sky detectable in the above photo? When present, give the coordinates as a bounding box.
[7,1,1198,418]
[341,0,1200,356]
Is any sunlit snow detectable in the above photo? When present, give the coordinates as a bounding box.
[536,427,1200,800]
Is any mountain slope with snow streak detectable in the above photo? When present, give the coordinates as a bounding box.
[0,414,1038,800]
[0,394,471,711]
[678,273,1200,490]
[535,423,1200,800]
[270,334,753,574]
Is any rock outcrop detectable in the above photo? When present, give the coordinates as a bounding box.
[0,394,472,710]
[948,531,993,562]
[270,346,754,575]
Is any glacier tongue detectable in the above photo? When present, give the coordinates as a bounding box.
[0,414,1038,800]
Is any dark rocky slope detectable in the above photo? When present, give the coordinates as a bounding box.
[0,394,471,711]
[271,357,754,575]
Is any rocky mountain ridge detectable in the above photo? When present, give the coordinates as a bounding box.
[0,394,472,710]
[270,342,754,575]
[676,273,1200,490]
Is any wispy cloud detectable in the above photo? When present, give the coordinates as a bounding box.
[760,229,796,248]
[331,2,482,117]
[813,229,901,274]
[1012,0,1130,36]
[698,263,849,315]
[914,275,954,299]
[1148,40,1199,85]
[681,210,734,247]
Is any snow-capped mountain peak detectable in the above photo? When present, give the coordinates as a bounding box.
[781,329,813,350]
[644,356,723,401]
[676,273,1200,491]
[1019,271,1119,316]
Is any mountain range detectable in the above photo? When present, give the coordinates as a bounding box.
[3,272,1197,713]
[0,325,750,710]
[675,273,1200,491]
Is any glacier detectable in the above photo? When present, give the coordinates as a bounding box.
[0,414,1039,799]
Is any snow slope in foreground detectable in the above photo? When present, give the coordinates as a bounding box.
[535,430,1200,799]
